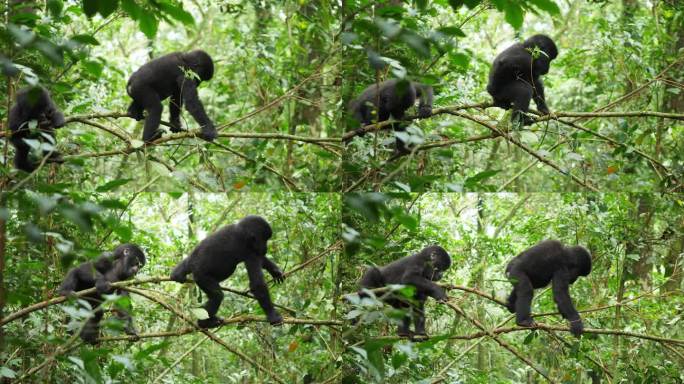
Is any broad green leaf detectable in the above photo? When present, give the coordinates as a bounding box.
[158,2,195,25]
[95,178,133,192]
[98,0,119,18]
[82,0,98,17]
[528,0,561,15]
[503,2,524,30]
[138,11,159,38]
[70,34,100,45]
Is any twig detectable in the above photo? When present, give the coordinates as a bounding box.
[445,301,559,383]
[152,336,208,383]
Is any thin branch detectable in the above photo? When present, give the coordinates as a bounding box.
[152,336,208,383]
[446,111,599,192]
[445,301,559,383]
[124,286,286,384]
[100,315,343,342]
[210,141,300,191]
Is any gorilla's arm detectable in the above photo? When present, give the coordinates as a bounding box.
[532,78,549,114]
[414,83,433,117]
[46,96,65,128]
[401,267,447,301]
[245,258,282,324]
[552,270,583,337]
[169,90,183,131]
[112,290,138,335]
[262,257,285,283]
[178,77,216,140]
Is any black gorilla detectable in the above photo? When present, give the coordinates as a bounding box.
[8,86,66,172]
[349,79,433,153]
[170,215,285,329]
[359,245,451,340]
[487,34,558,126]
[58,244,146,344]
[505,239,591,338]
[126,50,218,143]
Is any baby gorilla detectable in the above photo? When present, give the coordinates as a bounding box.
[170,215,285,329]
[359,245,451,340]
[505,239,591,338]
[349,79,433,154]
[58,244,146,344]
[9,86,66,172]
[487,34,558,126]
[126,50,218,143]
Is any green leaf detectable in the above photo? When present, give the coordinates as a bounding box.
[158,2,195,25]
[503,2,524,30]
[451,52,470,68]
[96,178,132,192]
[82,0,98,17]
[98,0,119,18]
[464,170,501,188]
[47,0,64,17]
[437,26,466,37]
[70,34,100,45]
[121,0,141,19]
[138,11,159,38]
[528,0,561,15]
[82,60,103,77]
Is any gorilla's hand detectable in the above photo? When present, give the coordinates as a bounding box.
[433,287,448,302]
[569,318,584,338]
[199,123,218,141]
[417,104,432,118]
[270,268,285,284]
[267,311,284,326]
[516,318,537,328]
[96,279,112,294]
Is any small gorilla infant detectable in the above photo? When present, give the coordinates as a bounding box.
[349,79,433,154]
[58,244,146,344]
[126,50,218,143]
[9,86,66,172]
[170,215,285,329]
[359,245,451,340]
[487,34,558,126]
[505,239,591,338]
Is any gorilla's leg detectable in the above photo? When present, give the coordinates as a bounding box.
[508,81,534,126]
[127,100,145,121]
[134,86,163,143]
[113,291,138,336]
[41,129,63,164]
[412,299,428,340]
[80,308,104,344]
[195,275,224,329]
[397,314,411,337]
[506,287,517,313]
[391,111,411,154]
[11,137,35,172]
[510,271,535,327]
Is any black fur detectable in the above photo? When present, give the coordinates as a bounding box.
[170,215,285,329]
[126,50,217,143]
[487,34,558,126]
[349,79,433,153]
[359,245,451,340]
[505,239,591,338]
[58,244,146,344]
[8,86,66,172]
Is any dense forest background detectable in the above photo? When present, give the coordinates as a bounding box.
[1,0,683,383]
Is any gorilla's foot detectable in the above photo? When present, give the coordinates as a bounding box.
[198,316,224,329]
[267,312,284,326]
